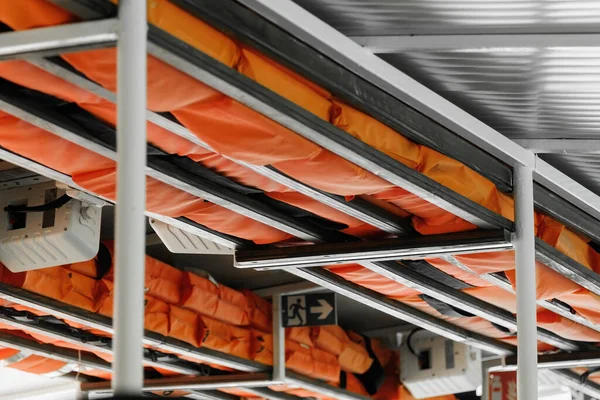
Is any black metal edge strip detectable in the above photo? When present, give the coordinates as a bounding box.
[534,182,600,246]
[372,261,585,352]
[0,79,353,244]
[235,229,510,267]
[536,238,600,296]
[146,25,513,231]
[292,267,517,355]
[170,0,513,193]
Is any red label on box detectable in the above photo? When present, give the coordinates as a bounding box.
[489,371,517,400]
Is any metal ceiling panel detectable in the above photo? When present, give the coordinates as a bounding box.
[380,48,600,139]
[542,154,600,196]
[292,0,600,35]
[293,0,600,197]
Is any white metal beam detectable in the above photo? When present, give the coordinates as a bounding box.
[351,33,600,53]
[238,0,600,225]
[112,1,147,395]
[514,139,600,154]
[0,18,117,59]
[514,165,538,399]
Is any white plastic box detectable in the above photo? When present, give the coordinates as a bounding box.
[401,333,482,399]
[0,182,101,272]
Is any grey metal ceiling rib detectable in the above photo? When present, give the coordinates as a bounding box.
[292,0,600,36]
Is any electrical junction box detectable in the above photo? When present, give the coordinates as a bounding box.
[0,182,102,272]
[149,218,234,255]
[400,332,482,399]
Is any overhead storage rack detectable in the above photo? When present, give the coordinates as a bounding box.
[2,0,600,398]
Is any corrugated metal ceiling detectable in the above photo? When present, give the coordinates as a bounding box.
[293,0,600,195]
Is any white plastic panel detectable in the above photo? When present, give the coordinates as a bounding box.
[149,219,233,255]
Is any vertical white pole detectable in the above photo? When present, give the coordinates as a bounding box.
[272,293,286,384]
[112,0,147,395]
[514,164,538,399]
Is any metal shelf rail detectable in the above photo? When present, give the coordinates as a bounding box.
[9,0,589,354]
[2,147,600,396]
[36,0,600,339]
[0,0,599,397]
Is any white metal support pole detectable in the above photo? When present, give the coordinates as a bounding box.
[272,293,286,384]
[112,0,147,395]
[514,164,538,399]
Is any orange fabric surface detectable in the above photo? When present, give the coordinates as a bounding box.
[238,48,332,120]
[559,289,600,324]
[201,316,252,360]
[331,101,421,169]
[242,290,272,333]
[425,258,495,288]
[2,266,99,312]
[97,294,170,338]
[0,0,75,29]
[186,203,292,244]
[180,272,250,326]
[267,191,381,238]
[102,247,183,305]
[173,97,321,165]
[0,111,114,177]
[327,264,419,299]
[147,0,240,69]
[10,355,68,375]
[168,305,203,347]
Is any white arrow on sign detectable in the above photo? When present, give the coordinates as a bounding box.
[310,299,333,320]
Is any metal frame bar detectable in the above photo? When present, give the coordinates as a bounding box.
[515,139,600,154]
[112,1,146,394]
[271,294,285,385]
[350,33,600,53]
[235,229,512,269]
[0,97,338,244]
[238,0,600,244]
[0,18,117,60]
[2,135,599,396]
[502,352,600,371]
[445,256,600,335]
[146,26,512,231]
[82,373,274,394]
[27,56,412,237]
[0,13,594,355]
[514,164,538,398]
[0,280,369,400]
[172,0,514,194]
[288,267,516,355]
[0,307,208,377]
[360,260,580,351]
[1,3,600,396]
